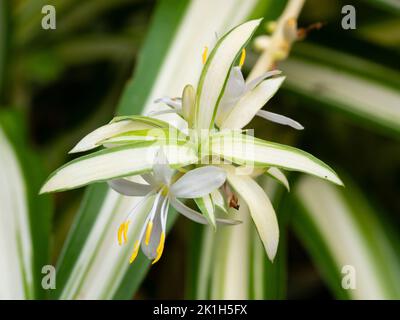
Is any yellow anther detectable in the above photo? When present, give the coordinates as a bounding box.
[202,46,208,64]
[145,221,153,245]
[123,220,130,244]
[129,240,140,264]
[152,232,166,265]
[118,221,130,245]
[117,223,124,245]
[239,48,246,67]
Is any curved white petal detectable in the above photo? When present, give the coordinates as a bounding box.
[170,197,240,225]
[226,166,279,261]
[141,173,157,186]
[215,67,246,127]
[107,179,153,197]
[245,70,282,92]
[220,76,285,129]
[256,110,304,130]
[266,167,290,191]
[154,97,182,109]
[147,109,179,117]
[170,166,226,198]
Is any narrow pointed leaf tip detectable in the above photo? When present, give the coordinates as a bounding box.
[69,116,170,153]
[40,142,198,193]
[195,19,263,129]
[210,133,343,186]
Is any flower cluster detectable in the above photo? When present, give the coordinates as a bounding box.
[41,19,342,264]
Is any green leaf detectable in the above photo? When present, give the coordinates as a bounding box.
[195,19,262,129]
[41,141,197,193]
[210,133,343,185]
[292,175,400,299]
[0,110,52,299]
[102,127,187,146]
[70,116,172,153]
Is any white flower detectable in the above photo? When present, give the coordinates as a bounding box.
[111,149,238,264]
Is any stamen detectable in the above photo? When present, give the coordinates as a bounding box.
[202,46,208,65]
[145,221,153,245]
[129,240,140,264]
[118,221,130,245]
[239,48,246,67]
[152,232,166,265]
[123,221,130,244]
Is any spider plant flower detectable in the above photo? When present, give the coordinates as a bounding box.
[40,19,343,262]
[112,149,237,264]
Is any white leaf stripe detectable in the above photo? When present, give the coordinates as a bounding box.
[101,128,187,145]
[266,167,290,191]
[195,19,262,129]
[110,115,171,127]
[41,142,198,193]
[195,195,216,229]
[69,116,171,154]
[210,133,343,186]
[0,127,33,299]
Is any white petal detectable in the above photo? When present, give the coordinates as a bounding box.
[195,19,262,129]
[154,97,182,109]
[147,109,179,117]
[256,110,304,130]
[245,70,282,92]
[266,167,290,191]
[141,196,167,260]
[215,67,246,127]
[153,148,174,186]
[107,178,153,196]
[170,166,226,198]
[220,76,285,129]
[170,197,239,225]
[226,166,279,261]
[141,173,156,186]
